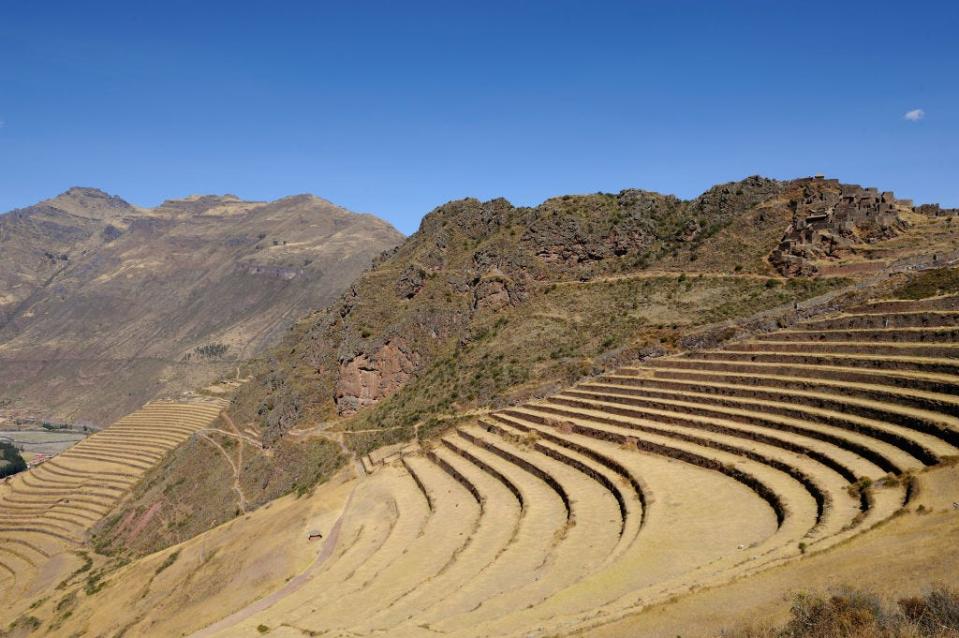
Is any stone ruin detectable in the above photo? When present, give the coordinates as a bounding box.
[770,176,907,276]
[915,203,959,217]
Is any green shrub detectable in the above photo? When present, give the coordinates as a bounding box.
[894,268,959,300]
[154,550,180,576]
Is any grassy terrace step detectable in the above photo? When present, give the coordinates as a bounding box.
[600,373,959,450]
[18,473,127,496]
[277,466,433,629]
[359,446,521,632]
[0,537,51,560]
[849,296,959,314]
[97,423,200,437]
[0,512,81,535]
[107,419,211,431]
[0,496,111,518]
[90,431,192,445]
[480,417,633,540]
[36,459,137,482]
[485,412,648,528]
[735,340,959,358]
[56,451,155,472]
[0,526,80,545]
[500,405,806,533]
[0,545,37,570]
[447,414,790,636]
[400,434,569,629]
[6,482,118,505]
[293,457,481,631]
[0,502,105,523]
[463,421,622,545]
[576,381,939,468]
[700,349,959,376]
[0,511,94,529]
[68,440,168,459]
[630,367,959,420]
[83,430,189,445]
[644,357,959,396]
[798,310,959,330]
[237,469,411,630]
[111,407,219,426]
[756,326,959,343]
[4,481,118,504]
[426,426,623,632]
[511,399,859,532]
[0,497,102,520]
[564,384,903,478]
[455,426,572,521]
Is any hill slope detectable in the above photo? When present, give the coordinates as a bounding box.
[237,175,917,448]
[0,188,403,426]
[6,265,959,638]
[89,174,950,559]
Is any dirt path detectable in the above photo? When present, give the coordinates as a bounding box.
[546,270,787,288]
[187,482,361,638]
[196,428,262,449]
[197,415,250,514]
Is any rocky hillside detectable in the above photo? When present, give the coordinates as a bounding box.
[237,175,910,447]
[0,188,403,426]
[91,173,959,559]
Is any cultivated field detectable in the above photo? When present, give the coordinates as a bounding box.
[186,293,959,637]
[0,399,226,603]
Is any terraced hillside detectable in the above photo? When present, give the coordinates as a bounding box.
[0,399,225,602]
[173,293,959,638]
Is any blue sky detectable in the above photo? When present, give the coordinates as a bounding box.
[1,1,956,234]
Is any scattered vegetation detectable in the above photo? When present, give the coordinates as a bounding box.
[154,550,180,575]
[724,586,959,637]
[893,268,959,300]
[194,342,230,359]
[0,440,27,478]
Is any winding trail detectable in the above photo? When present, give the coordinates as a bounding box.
[197,414,250,514]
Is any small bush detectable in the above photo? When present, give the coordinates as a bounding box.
[154,550,180,576]
[724,585,959,637]
[257,625,270,634]
[194,342,229,358]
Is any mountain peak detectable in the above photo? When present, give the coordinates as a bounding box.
[44,186,135,219]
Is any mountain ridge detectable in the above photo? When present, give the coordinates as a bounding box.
[0,188,403,427]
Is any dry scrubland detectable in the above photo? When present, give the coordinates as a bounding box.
[3,179,959,637]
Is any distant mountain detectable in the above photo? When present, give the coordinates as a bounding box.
[0,188,403,426]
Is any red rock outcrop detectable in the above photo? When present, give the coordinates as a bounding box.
[334,340,419,415]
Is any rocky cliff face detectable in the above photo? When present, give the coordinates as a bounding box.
[0,189,403,426]
[335,339,419,415]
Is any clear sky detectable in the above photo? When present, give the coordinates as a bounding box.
[1,1,956,234]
